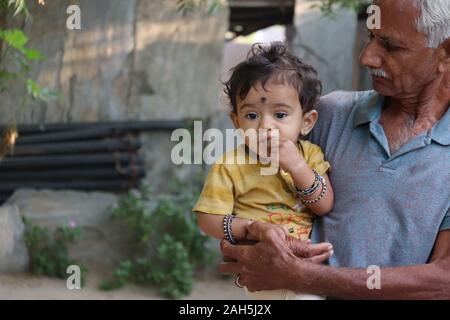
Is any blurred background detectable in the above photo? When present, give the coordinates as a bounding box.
[0,0,371,300]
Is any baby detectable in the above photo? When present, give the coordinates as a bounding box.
[193,42,334,300]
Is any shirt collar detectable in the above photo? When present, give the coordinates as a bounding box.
[430,106,450,146]
[353,91,450,146]
[353,91,384,128]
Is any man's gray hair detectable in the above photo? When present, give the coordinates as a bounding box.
[415,0,450,48]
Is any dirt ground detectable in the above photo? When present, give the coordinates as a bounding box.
[0,271,247,300]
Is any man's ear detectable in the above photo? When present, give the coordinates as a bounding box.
[229,111,239,128]
[437,38,450,73]
[301,110,318,136]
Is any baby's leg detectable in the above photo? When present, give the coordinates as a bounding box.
[244,288,324,300]
[284,290,324,300]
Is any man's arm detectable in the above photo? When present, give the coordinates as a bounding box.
[289,230,450,299]
[220,222,450,299]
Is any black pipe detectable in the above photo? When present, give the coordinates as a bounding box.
[10,138,142,156]
[0,180,140,192]
[0,166,146,180]
[0,194,12,203]
[15,127,121,145]
[0,153,143,168]
[1,120,188,135]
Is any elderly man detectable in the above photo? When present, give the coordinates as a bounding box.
[220,0,450,299]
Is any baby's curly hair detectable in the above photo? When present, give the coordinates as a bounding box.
[224,42,322,113]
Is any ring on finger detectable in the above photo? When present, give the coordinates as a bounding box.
[235,274,244,288]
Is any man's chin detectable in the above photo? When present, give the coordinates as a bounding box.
[372,80,395,97]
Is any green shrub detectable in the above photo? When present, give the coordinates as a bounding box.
[23,218,87,287]
[100,180,215,299]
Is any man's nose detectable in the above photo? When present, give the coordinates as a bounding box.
[359,40,383,69]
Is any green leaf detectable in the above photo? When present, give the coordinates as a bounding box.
[25,78,61,102]
[0,70,18,81]
[26,78,41,98]
[24,48,44,61]
[0,29,28,50]
[7,0,30,17]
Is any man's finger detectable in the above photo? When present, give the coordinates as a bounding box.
[245,221,265,242]
[306,249,334,264]
[220,239,242,261]
[291,240,333,258]
[219,261,243,275]
[246,221,286,242]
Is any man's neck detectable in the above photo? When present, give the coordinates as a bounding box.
[389,73,448,117]
[380,74,450,154]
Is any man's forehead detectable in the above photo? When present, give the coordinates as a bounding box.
[374,0,420,20]
[373,0,417,10]
[372,0,425,44]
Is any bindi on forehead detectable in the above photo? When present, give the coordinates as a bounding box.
[260,97,267,104]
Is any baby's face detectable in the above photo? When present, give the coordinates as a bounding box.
[230,80,312,145]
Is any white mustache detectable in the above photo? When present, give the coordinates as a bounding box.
[369,68,390,80]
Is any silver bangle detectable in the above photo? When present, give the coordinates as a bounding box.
[223,214,238,244]
[296,170,321,198]
[301,175,327,205]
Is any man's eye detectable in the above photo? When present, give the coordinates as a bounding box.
[275,112,288,119]
[384,43,400,52]
[380,39,401,52]
[245,113,258,120]
[367,32,375,41]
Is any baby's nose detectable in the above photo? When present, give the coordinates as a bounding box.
[259,116,276,130]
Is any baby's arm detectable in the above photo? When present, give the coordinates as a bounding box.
[290,164,334,216]
[197,212,252,241]
[275,138,334,216]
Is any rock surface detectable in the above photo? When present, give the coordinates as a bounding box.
[0,204,29,273]
[7,189,131,271]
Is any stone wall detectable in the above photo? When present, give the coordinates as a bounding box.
[292,0,358,94]
[2,0,228,123]
[0,204,29,273]
[1,0,229,188]
[6,190,126,272]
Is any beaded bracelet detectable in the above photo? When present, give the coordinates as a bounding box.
[301,175,327,205]
[296,170,321,198]
[223,214,238,244]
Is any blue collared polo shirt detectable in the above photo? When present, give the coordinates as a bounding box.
[309,90,450,268]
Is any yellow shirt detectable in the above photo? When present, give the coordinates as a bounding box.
[193,140,331,240]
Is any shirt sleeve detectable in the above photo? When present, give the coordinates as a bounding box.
[439,208,450,231]
[308,91,346,152]
[302,141,331,176]
[192,162,235,216]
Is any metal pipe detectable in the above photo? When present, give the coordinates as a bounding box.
[2,120,187,135]
[0,180,140,192]
[0,153,143,168]
[10,138,142,156]
[0,166,146,180]
[15,127,119,145]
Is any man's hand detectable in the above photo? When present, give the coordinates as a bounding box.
[288,238,334,263]
[245,221,333,262]
[219,221,333,292]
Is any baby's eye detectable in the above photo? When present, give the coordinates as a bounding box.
[245,112,258,120]
[275,112,288,119]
